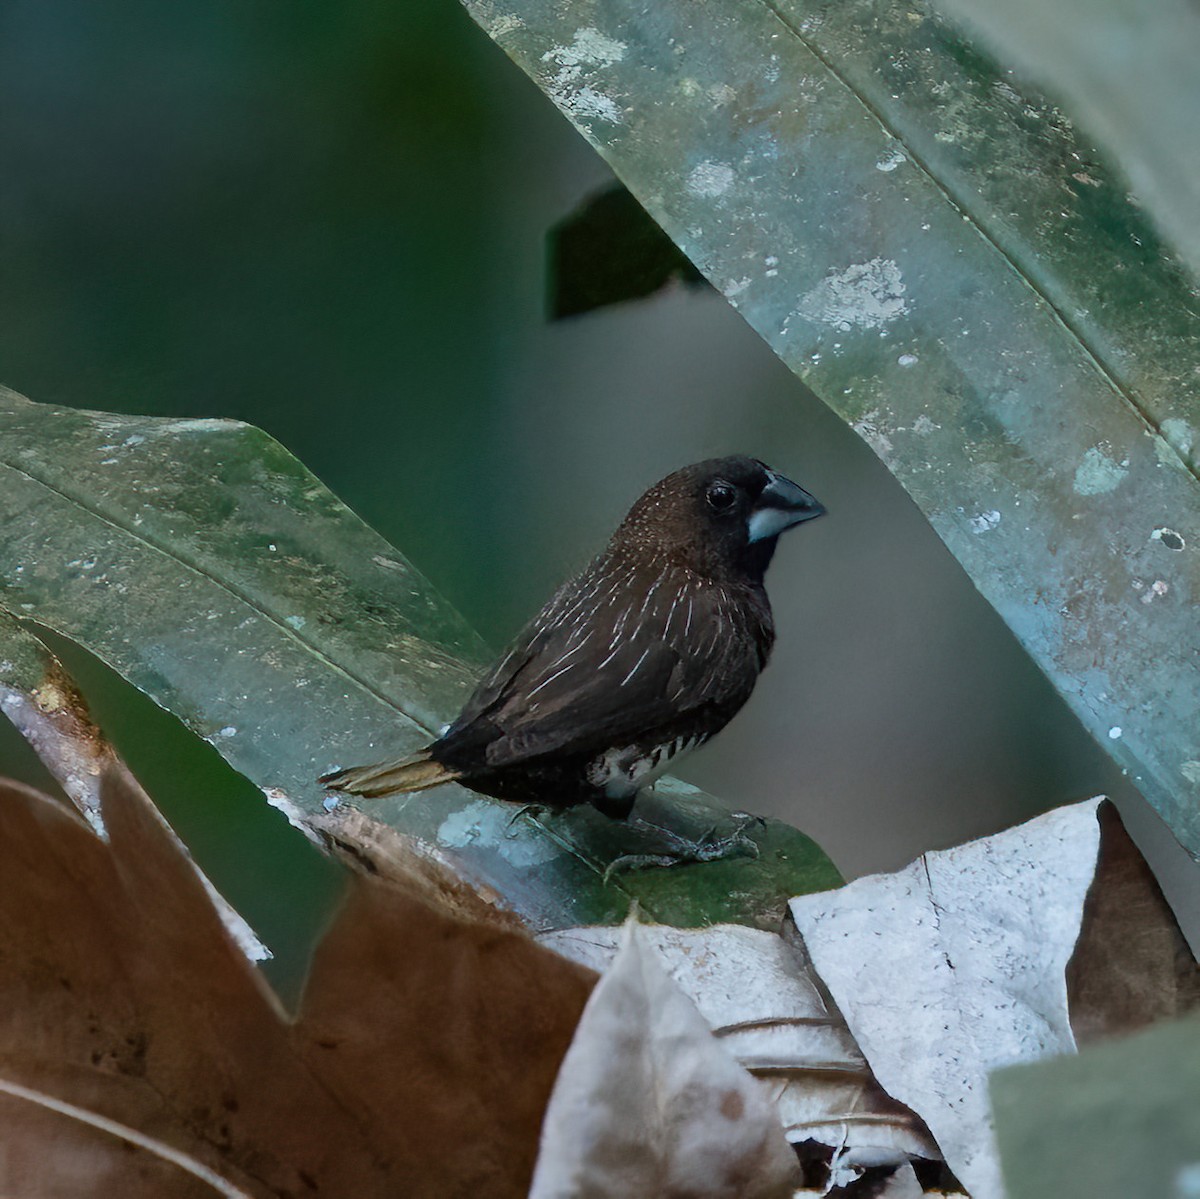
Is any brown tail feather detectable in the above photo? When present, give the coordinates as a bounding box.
[319,749,460,798]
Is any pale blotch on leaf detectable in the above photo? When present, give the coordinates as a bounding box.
[876,147,909,172]
[970,510,1002,534]
[796,258,910,333]
[542,28,627,126]
[1073,446,1128,495]
[687,160,737,199]
[437,799,561,868]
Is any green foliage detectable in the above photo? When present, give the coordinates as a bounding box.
[464,0,1200,855]
[0,386,840,930]
[991,1011,1200,1199]
[928,0,1200,277]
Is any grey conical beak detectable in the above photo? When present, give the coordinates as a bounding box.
[748,470,826,543]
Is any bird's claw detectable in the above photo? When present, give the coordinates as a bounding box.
[505,803,548,835]
[691,819,762,863]
[602,812,763,882]
[603,853,682,883]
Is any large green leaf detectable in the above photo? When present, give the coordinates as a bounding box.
[926,0,1200,279]
[462,0,1200,855]
[990,1011,1200,1199]
[0,386,839,930]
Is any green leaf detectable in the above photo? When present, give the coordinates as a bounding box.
[462,0,1200,856]
[926,0,1200,278]
[0,386,839,930]
[990,1011,1200,1199]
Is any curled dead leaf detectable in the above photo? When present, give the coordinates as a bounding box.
[0,767,595,1197]
[531,920,800,1198]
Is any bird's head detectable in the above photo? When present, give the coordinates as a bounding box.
[613,456,825,582]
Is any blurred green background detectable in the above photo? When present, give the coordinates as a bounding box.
[1,0,1194,992]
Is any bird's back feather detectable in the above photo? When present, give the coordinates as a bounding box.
[433,553,771,776]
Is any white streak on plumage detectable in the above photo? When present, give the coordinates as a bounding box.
[596,641,624,671]
[538,627,595,676]
[637,576,662,617]
[527,660,578,698]
[607,607,630,649]
[620,646,652,687]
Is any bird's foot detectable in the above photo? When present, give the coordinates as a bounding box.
[602,812,763,881]
[506,803,550,833]
[629,811,766,862]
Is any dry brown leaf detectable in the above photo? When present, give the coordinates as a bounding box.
[1066,801,1200,1043]
[0,768,595,1197]
[0,1087,226,1199]
[0,607,113,822]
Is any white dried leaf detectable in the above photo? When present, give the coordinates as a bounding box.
[543,923,939,1165]
[873,1162,923,1198]
[541,923,833,1030]
[530,920,799,1199]
[789,798,1107,1199]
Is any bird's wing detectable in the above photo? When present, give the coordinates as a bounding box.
[439,569,763,770]
[444,572,589,731]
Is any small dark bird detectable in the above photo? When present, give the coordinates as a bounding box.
[321,457,824,826]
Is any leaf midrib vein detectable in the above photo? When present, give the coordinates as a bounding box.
[0,454,437,737]
[754,0,1197,484]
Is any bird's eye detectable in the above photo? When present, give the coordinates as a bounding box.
[705,482,737,512]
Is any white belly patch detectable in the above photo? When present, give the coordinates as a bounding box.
[586,735,702,800]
